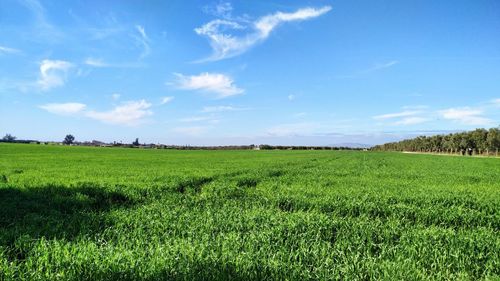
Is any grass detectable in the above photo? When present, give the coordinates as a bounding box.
[0,143,499,280]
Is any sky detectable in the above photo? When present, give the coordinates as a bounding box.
[1,0,499,146]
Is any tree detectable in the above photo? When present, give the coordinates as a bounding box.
[486,127,500,155]
[2,134,16,142]
[132,138,140,146]
[471,128,488,154]
[63,134,75,145]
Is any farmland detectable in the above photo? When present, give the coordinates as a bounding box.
[0,143,499,280]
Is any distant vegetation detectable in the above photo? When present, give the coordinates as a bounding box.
[0,134,365,150]
[373,127,500,156]
[0,144,498,280]
[1,134,16,142]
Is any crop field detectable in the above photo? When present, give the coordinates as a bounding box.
[0,143,499,280]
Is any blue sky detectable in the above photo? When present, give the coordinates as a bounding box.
[1,0,499,145]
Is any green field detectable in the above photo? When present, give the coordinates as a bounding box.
[0,144,499,280]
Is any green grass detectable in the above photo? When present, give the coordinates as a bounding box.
[0,143,499,280]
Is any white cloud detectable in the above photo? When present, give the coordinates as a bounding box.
[439,107,493,126]
[37,59,73,91]
[172,72,244,98]
[160,96,175,105]
[39,103,86,115]
[373,110,420,120]
[394,117,429,125]
[201,105,246,112]
[288,94,296,101]
[195,6,331,61]
[0,46,21,55]
[84,57,108,67]
[86,100,152,126]
[172,126,209,136]
[490,98,500,107]
[111,93,121,100]
[134,25,150,59]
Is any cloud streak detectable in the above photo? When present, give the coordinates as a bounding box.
[83,57,143,68]
[134,25,151,59]
[439,107,493,126]
[393,117,429,125]
[0,46,21,55]
[195,6,331,61]
[39,103,86,115]
[362,61,399,73]
[201,105,247,112]
[172,72,244,99]
[373,110,420,120]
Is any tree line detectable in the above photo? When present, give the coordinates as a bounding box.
[372,127,500,156]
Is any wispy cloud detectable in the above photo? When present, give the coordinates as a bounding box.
[288,94,296,101]
[172,72,244,99]
[160,96,175,105]
[39,103,86,115]
[134,25,151,59]
[111,93,121,100]
[19,0,62,41]
[439,107,493,126]
[0,46,21,55]
[83,57,143,68]
[84,58,108,67]
[373,110,420,120]
[203,1,233,18]
[362,60,399,73]
[201,105,247,112]
[86,100,153,126]
[195,6,331,61]
[373,109,430,126]
[37,59,73,91]
[39,100,153,126]
[393,117,429,125]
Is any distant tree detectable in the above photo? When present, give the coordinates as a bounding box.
[486,127,500,155]
[132,138,140,146]
[471,128,488,154]
[2,134,16,142]
[63,134,75,145]
[371,126,500,156]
